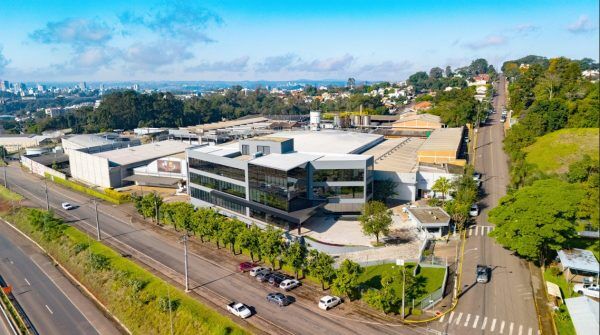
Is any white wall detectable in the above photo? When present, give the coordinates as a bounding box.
[21,156,67,180]
[374,170,417,202]
[68,150,112,188]
[416,171,458,199]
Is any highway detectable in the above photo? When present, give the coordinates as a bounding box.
[2,165,440,335]
[430,76,539,335]
[0,220,120,335]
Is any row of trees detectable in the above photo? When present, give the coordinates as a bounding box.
[407,58,497,94]
[430,166,479,232]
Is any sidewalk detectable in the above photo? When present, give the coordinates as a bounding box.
[529,263,555,335]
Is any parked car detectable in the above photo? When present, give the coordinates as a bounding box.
[469,204,479,217]
[268,273,290,287]
[61,202,75,210]
[500,115,507,123]
[318,295,342,310]
[226,302,252,319]
[573,283,600,298]
[266,292,292,307]
[279,279,301,291]
[249,266,270,277]
[256,271,272,283]
[239,261,257,272]
[476,265,491,283]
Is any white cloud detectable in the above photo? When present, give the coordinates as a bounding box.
[463,35,507,50]
[187,56,250,72]
[255,53,299,72]
[515,24,539,34]
[29,18,113,48]
[290,54,354,72]
[0,46,9,74]
[122,42,193,70]
[567,15,597,33]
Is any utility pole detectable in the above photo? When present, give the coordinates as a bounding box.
[94,200,101,241]
[154,192,159,224]
[167,287,174,335]
[44,180,50,211]
[402,267,406,319]
[453,238,460,302]
[181,234,190,292]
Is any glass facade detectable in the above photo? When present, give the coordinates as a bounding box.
[250,209,292,229]
[189,173,246,198]
[190,187,246,214]
[248,164,309,212]
[189,158,245,181]
[313,169,364,182]
[313,186,364,199]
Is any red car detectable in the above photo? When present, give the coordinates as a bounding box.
[239,262,257,272]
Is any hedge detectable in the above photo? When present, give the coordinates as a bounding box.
[44,174,129,204]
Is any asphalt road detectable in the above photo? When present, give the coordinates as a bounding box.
[430,76,539,335]
[0,220,119,335]
[2,166,442,335]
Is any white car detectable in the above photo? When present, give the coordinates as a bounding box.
[279,279,301,291]
[61,202,75,210]
[249,266,269,277]
[469,204,479,217]
[226,302,251,319]
[574,283,600,298]
[318,295,341,310]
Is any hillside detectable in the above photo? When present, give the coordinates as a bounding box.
[524,128,599,174]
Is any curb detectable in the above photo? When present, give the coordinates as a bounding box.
[0,218,132,335]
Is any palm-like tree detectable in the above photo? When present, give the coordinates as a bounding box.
[432,177,452,202]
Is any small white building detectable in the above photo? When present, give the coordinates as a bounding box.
[407,207,451,238]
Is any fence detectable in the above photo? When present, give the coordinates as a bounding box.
[20,156,66,180]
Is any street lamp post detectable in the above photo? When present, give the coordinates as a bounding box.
[44,180,50,211]
[94,200,101,241]
[181,234,190,292]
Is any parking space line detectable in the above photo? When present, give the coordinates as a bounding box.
[491,318,497,332]
[509,322,514,335]
[481,317,488,330]
[500,320,505,333]
[518,324,523,335]
[455,312,463,325]
[472,315,479,328]
[464,314,471,327]
[474,227,479,236]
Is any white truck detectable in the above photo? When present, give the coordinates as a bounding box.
[226,302,252,319]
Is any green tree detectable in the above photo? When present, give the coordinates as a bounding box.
[432,176,452,202]
[236,225,260,261]
[306,249,336,290]
[259,226,283,268]
[358,201,393,244]
[194,208,219,243]
[373,179,398,202]
[489,179,585,264]
[331,259,363,300]
[284,242,308,279]
[362,272,400,314]
[221,219,245,253]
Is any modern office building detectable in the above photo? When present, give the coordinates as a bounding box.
[186,130,383,230]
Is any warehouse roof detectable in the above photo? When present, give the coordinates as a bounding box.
[393,113,442,126]
[95,140,192,166]
[249,152,323,171]
[264,130,383,154]
[369,137,426,173]
[565,297,599,335]
[190,117,269,132]
[418,127,463,153]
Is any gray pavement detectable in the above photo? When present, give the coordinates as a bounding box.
[2,165,438,335]
[429,76,540,335]
[0,221,120,335]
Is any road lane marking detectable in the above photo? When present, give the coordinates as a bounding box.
[464,314,471,327]
[474,227,478,236]
[528,327,532,335]
[455,312,463,325]
[509,322,514,335]
[500,320,505,333]
[472,315,479,328]
[490,318,497,332]
[448,311,455,324]
[481,317,488,330]
[439,314,445,322]
[45,304,53,314]
[518,325,523,335]
[24,278,31,286]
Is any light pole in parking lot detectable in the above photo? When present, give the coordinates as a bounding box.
[94,200,101,241]
[44,180,49,211]
[180,234,190,292]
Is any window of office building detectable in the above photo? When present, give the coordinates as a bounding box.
[313,186,364,199]
[248,164,308,212]
[189,173,246,198]
[190,187,246,214]
[313,169,364,182]
[188,158,245,181]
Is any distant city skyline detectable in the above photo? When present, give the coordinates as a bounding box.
[0,0,598,82]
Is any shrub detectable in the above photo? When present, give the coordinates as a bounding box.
[549,266,562,277]
[104,188,131,202]
[88,253,111,271]
[73,242,89,255]
[158,296,180,313]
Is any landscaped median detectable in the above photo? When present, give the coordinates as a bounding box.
[0,186,249,335]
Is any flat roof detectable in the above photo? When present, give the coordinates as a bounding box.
[245,136,290,143]
[190,117,269,132]
[371,137,426,173]
[264,130,383,154]
[565,297,599,335]
[408,207,451,226]
[418,127,463,153]
[558,249,599,274]
[249,152,323,171]
[95,140,192,166]
[28,153,69,166]
[63,134,116,147]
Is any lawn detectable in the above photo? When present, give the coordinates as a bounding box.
[358,263,447,301]
[524,128,599,174]
[0,185,23,201]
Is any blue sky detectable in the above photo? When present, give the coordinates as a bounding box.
[0,0,598,82]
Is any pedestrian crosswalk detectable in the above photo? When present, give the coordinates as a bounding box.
[467,225,494,237]
[439,312,535,335]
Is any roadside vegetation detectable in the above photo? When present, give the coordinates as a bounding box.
[45,174,130,204]
[0,186,248,335]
